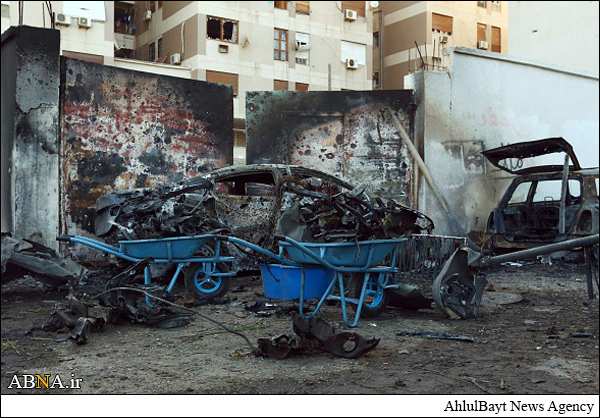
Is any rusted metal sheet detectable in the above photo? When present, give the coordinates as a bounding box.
[245,91,415,206]
[60,58,233,256]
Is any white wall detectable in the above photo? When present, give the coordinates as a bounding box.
[509,1,599,75]
[406,47,599,236]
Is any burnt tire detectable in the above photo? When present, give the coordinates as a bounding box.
[347,272,389,318]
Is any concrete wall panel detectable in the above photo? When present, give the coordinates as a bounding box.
[1,26,60,248]
[60,58,233,244]
[246,91,415,205]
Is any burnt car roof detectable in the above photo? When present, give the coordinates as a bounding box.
[482,137,582,175]
[203,164,356,190]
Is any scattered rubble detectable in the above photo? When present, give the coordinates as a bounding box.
[396,330,475,343]
[257,313,379,359]
[1,234,86,288]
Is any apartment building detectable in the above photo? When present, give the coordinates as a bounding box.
[132,1,374,126]
[373,1,509,89]
[2,1,374,160]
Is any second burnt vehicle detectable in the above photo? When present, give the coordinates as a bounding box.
[483,137,599,253]
[94,164,433,300]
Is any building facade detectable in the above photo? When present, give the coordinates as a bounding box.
[132,1,374,127]
[2,1,374,164]
[373,1,509,89]
[509,1,599,75]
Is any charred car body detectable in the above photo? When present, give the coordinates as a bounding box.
[93,164,434,299]
[484,138,599,252]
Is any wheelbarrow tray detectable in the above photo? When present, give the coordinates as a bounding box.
[280,239,407,267]
[118,235,212,260]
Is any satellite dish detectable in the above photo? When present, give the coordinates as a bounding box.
[369,1,379,8]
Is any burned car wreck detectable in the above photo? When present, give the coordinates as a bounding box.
[94,164,433,257]
[483,137,599,252]
[95,164,433,245]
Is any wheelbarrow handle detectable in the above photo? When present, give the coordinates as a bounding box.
[272,233,286,242]
[56,235,75,242]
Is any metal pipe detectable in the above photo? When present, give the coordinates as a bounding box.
[387,108,479,251]
[482,234,599,267]
[559,154,569,234]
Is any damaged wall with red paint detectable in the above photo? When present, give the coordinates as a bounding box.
[245,91,416,206]
[60,57,233,256]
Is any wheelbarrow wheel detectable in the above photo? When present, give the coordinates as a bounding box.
[347,272,389,318]
[185,262,230,300]
[184,246,230,300]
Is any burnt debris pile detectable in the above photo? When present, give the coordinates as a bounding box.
[95,177,228,243]
[277,182,433,243]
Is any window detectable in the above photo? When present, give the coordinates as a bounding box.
[432,13,452,35]
[157,38,163,60]
[296,1,310,14]
[274,80,288,91]
[477,1,487,8]
[533,180,565,202]
[158,1,162,8]
[206,70,239,96]
[508,182,532,205]
[491,1,501,12]
[491,26,501,52]
[274,28,288,61]
[207,16,238,43]
[341,1,365,17]
[274,1,287,10]
[373,31,379,48]
[296,83,309,91]
[149,42,155,62]
[477,23,487,47]
[373,72,379,90]
[295,32,309,65]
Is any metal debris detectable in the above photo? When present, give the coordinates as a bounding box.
[1,234,87,288]
[396,330,475,343]
[276,184,433,244]
[95,177,226,242]
[37,260,193,343]
[257,313,380,359]
[387,283,434,311]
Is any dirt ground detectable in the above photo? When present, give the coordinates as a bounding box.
[1,261,598,395]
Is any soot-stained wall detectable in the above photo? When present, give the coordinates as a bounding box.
[60,58,233,241]
[1,26,61,249]
[246,91,415,205]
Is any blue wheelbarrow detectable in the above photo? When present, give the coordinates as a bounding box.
[217,234,407,327]
[57,234,235,304]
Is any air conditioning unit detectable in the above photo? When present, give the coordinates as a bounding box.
[344,9,358,21]
[170,53,181,65]
[144,10,152,21]
[478,40,488,49]
[439,35,448,44]
[346,58,359,69]
[295,41,310,51]
[218,44,229,53]
[78,16,92,28]
[296,57,309,65]
[56,13,71,26]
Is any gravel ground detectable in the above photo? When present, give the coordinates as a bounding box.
[1,261,598,395]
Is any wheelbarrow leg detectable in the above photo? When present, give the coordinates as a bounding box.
[166,263,186,294]
[339,272,370,328]
[144,266,153,307]
[299,267,337,318]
